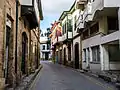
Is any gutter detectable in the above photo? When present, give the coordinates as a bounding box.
[15,0,18,74]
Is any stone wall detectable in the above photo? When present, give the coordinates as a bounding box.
[0,0,5,89]
[31,28,40,70]
[0,0,41,89]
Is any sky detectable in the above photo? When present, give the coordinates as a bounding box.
[40,0,74,32]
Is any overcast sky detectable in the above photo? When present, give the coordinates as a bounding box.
[40,0,74,31]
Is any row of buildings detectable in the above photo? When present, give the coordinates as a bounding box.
[0,0,43,89]
[50,0,120,77]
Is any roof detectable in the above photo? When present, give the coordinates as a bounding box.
[59,11,69,21]
[59,1,76,21]
[69,1,76,14]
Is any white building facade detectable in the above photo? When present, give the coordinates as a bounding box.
[76,0,120,72]
[40,31,52,60]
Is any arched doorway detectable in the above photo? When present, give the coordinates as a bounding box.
[56,51,58,63]
[68,45,71,61]
[21,32,28,74]
[60,49,62,64]
[75,43,79,69]
[63,48,66,65]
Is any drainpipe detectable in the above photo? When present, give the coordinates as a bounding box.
[15,0,18,82]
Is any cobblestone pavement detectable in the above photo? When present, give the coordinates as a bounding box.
[29,61,117,90]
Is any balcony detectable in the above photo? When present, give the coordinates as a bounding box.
[21,0,40,29]
[92,0,120,11]
[62,35,65,41]
[53,37,58,45]
[68,32,72,39]
[91,0,120,20]
[58,36,63,42]
[63,33,67,41]
[52,36,64,45]
[101,30,120,44]
[82,34,101,49]
[83,2,92,22]
[62,32,72,41]
[82,0,120,23]
[76,12,84,32]
[41,49,51,52]
[82,30,120,48]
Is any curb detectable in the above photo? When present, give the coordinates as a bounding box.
[23,65,43,90]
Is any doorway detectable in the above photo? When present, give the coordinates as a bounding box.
[21,32,28,74]
[5,26,11,84]
[45,52,49,60]
[75,43,79,69]
[64,48,66,65]
[60,49,62,64]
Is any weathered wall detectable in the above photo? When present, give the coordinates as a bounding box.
[0,0,5,89]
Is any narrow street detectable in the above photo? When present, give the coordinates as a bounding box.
[29,61,117,90]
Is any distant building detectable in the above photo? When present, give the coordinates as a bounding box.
[49,21,63,63]
[40,31,52,60]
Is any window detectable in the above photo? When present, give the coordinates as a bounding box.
[87,48,90,62]
[107,16,118,34]
[83,49,86,62]
[42,45,45,50]
[64,22,67,33]
[108,41,120,62]
[90,22,99,35]
[92,46,100,63]
[82,29,89,39]
[62,24,65,35]
[41,33,43,37]
[67,19,72,32]
[68,45,71,61]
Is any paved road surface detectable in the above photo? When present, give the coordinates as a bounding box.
[29,61,117,90]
